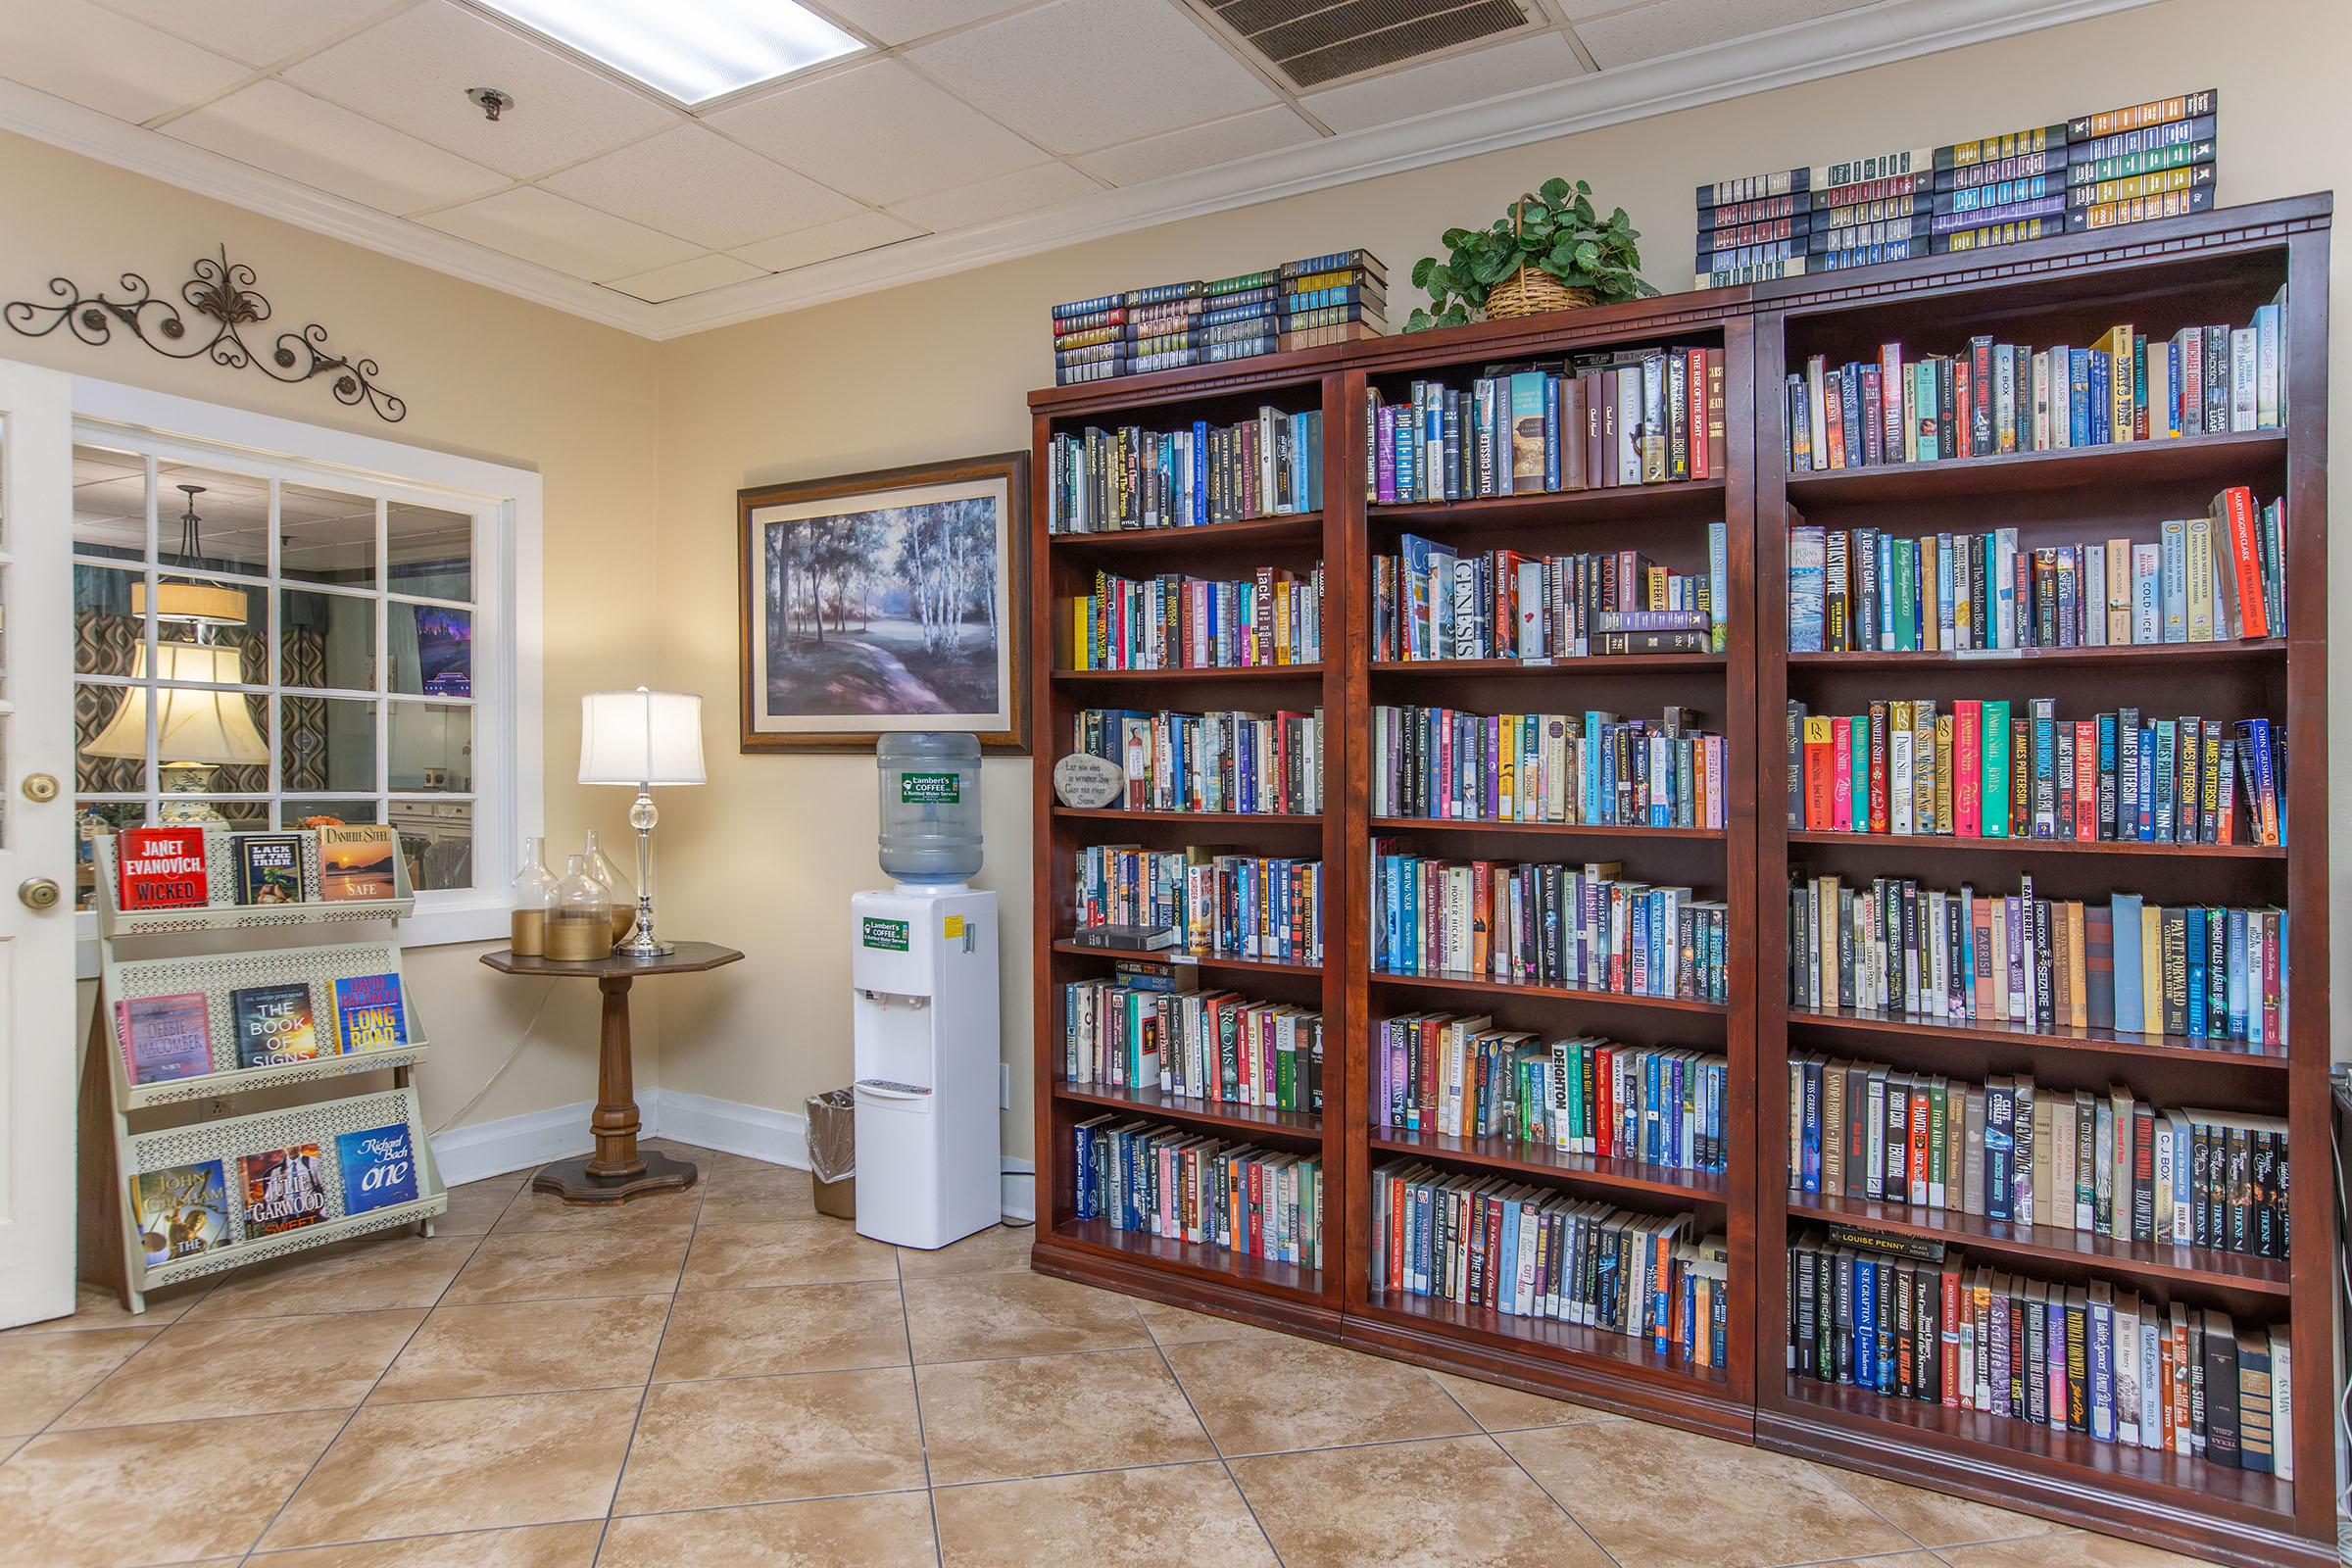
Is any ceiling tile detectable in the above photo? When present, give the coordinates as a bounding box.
[906,0,1276,155]
[729,210,926,272]
[282,1,678,177]
[816,0,1028,45]
[603,251,764,303]
[1573,0,1874,69]
[416,185,702,280]
[1076,104,1319,185]
[165,79,506,215]
[540,124,862,250]
[705,58,1044,206]
[0,0,249,122]
[94,0,400,66]
[1300,31,1585,132]
[888,161,1098,231]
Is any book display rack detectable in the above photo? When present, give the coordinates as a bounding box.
[78,829,447,1312]
[1026,193,2332,1568]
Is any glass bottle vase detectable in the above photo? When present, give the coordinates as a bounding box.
[509,834,556,956]
[580,827,637,947]
[545,854,614,961]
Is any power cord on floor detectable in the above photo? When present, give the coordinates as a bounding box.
[430,977,560,1137]
[1002,1163,1037,1227]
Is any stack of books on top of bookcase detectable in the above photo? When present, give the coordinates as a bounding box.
[1050,252,1386,385]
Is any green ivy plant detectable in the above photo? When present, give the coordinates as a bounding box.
[1405,177,1657,332]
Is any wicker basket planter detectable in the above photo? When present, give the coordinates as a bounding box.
[1404,178,1654,333]
[1487,269,1596,321]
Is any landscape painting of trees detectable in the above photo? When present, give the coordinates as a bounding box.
[738,454,1029,753]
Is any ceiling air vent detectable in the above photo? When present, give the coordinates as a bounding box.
[1199,0,1540,91]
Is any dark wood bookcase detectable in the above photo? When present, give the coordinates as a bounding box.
[1026,193,2332,1568]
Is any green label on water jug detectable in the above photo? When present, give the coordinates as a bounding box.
[861,917,909,952]
[900,771,960,805]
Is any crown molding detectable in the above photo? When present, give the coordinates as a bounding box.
[0,0,2155,342]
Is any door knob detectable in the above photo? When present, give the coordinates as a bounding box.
[20,773,57,803]
[18,877,61,910]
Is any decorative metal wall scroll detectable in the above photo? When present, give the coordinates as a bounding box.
[6,249,406,422]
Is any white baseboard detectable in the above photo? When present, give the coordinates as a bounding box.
[1002,1157,1036,1224]
[428,1098,600,1187]
[656,1088,810,1169]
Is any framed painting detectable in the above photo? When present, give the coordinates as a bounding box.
[738,452,1030,754]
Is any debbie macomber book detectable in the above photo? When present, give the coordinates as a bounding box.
[334,973,409,1054]
[335,1122,419,1215]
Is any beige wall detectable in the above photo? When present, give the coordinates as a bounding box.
[0,130,666,1139]
[653,0,2352,1158]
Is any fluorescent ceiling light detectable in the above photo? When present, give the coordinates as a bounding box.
[473,0,863,108]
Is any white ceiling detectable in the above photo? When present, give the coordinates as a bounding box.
[0,0,2154,339]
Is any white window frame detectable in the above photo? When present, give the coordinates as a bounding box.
[68,375,542,970]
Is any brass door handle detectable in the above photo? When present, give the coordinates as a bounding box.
[18,877,61,910]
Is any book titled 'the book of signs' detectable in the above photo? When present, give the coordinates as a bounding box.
[232,982,318,1067]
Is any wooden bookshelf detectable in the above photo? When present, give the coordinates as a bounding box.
[1026,194,2333,1566]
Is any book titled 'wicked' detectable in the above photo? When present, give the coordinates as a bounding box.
[116,826,208,910]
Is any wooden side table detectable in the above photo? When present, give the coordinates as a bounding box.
[480,942,743,1203]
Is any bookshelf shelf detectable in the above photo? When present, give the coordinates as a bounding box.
[1785,1192,2291,1296]
[1053,1080,1322,1140]
[1049,939,1322,978]
[1053,807,1323,827]
[1028,195,2333,1568]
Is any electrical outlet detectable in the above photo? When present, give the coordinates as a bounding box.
[999,1063,1010,1109]
[208,1098,232,1118]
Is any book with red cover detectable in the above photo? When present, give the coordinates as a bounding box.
[2074,720,2098,841]
[116,826,209,911]
[1830,717,1854,832]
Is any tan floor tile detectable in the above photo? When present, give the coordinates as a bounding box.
[370,1296,669,1403]
[902,1271,1148,1363]
[895,1224,1034,1278]
[261,1387,640,1549]
[0,1329,156,1434]
[1165,1336,1476,1455]
[695,1163,820,1223]
[612,1367,926,1513]
[433,1182,524,1237]
[596,1492,938,1567]
[918,1348,1213,1485]
[184,1235,478,1319]
[654,1281,907,1382]
[0,1281,210,1336]
[0,1409,345,1566]
[246,1520,604,1566]
[1938,1530,2225,1568]
[442,1228,689,1305]
[1425,1367,1615,1432]
[931,1461,1278,1566]
[1501,1421,1913,1568]
[677,1218,898,1291]
[490,1185,701,1237]
[1829,1469,2067,1548]
[57,1311,418,1429]
[1232,1434,1603,1568]
[1132,1298,1277,1347]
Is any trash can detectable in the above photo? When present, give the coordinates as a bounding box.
[807,1088,856,1220]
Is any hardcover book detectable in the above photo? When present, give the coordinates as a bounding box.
[116,825,209,911]
[240,1143,326,1235]
[129,1158,228,1263]
[318,823,399,901]
[235,833,306,905]
[232,982,319,1067]
[334,973,409,1054]
[115,992,213,1084]
[334,1122,419,1215]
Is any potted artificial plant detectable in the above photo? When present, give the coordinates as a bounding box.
[1406,177,1657,331]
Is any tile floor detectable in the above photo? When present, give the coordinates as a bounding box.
[0,1142,2223,1568]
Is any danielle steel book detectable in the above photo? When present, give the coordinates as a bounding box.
[317,823,399,901]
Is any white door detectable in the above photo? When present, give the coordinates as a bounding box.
[0,359,78,1328]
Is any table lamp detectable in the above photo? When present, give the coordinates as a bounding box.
[578,687,705,957]
[83,642,270,823]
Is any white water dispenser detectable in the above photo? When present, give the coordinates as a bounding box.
[850,735,1002,1250]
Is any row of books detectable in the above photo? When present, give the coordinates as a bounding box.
[1789,1057,2287,1256]
[1786,301,2281,473]
[1043,409,1324,535]
[115,972,409,1086]
[129,1122,422,1262]
[1785,699,2283,847]
[1788,876,2287,1048]
[1377,534,1727,662]
[1050,251,1385,386]
[1788,491,2285,653]
[114,822,401,911]
[1366,345,1726,503]
[1787,1232,2290,1475]
[1069,707,1324,816]
[1063,564,1323,671]
[1375,1014,1730,1175]
[1072,1117,1325,1269]
[1060,973,1324,1113]
[1699,89,2220,284]
[1071,846,1324,965]
[1370,845,1732,1004]
[1374,1164,1729,1361]
[1372,704,1731,830]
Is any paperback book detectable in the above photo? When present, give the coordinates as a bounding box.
[239,1143,327,1235]
[334,1122,420,1215]
[232,981,320,1067]
[129,1159,229,1264]
[115,992,214,1084]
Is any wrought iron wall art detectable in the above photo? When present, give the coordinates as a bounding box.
[6,249,406,422]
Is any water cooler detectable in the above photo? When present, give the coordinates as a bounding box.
[850,734,1003,1250]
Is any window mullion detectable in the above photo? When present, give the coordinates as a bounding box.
[139,451,158,821]
[375,495,390,827]
[267,475,282,821]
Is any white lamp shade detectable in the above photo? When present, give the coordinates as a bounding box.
[83,642,270,763]
[579,687,705,786]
